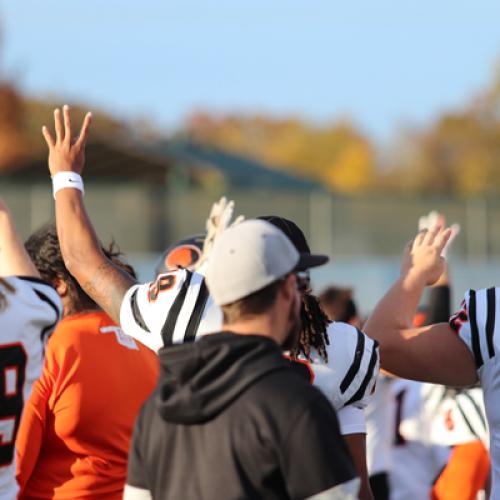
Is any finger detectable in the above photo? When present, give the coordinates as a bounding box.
[423,225,439,245]
[435,228,452,255]
[449,223,461,242]
[428,211,439,227]
[41,126,55,148]
[63,105,72,144]
[414,229,427,247]
[418,215,427,231]
[54,108,64,142]
[75,112,92,148]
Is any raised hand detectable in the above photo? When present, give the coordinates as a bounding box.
[42,105,92,176]
[418,210,460,258]
[401,226,452,286]
[196,197,245,271]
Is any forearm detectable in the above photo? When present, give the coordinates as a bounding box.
[364,271,426,343]
[0,205,39,277]
[343,433,373,500]
[55,188,135,323]
[363,272,477,385]
[55,189,102,274]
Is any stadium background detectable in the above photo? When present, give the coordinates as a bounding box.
[0,0,499,314]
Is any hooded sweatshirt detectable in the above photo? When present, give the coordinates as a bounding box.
[126,332,357,500]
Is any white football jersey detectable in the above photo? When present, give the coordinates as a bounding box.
[120,271,379,433]
[307,322,379,411]
[390,379,450,500]
[366,375,395,476]
[449,287,500,496]
[0,277,62,499]
[421,384,488,448]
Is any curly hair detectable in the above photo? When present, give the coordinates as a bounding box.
[289,288,331,363]
[25,223,136,314]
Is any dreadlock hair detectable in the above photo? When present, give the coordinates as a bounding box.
[0,277,16,310]
[289,288,331,363]
[25,223,136,314]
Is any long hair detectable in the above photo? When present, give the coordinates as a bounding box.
[289,289,331,362]
[25,223,136,313]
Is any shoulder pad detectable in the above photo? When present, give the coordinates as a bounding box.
[311,322,379,410]
[449,287,499,371]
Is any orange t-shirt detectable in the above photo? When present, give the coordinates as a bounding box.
[15,311,159,499]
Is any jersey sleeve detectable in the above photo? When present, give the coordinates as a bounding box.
[326,322,380,410]
[14,277,62,345]
[337,405,366,435]
[449,288,498,373]
[120,269,195,351]
[120,269,220,352]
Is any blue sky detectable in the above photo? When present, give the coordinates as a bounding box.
[1,0,499,142]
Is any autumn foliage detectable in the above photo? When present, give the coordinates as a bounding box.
[187,114,375,193]
[0,64,499,196]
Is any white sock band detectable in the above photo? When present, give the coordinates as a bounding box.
[52,172,84,199]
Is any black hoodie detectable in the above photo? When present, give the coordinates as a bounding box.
[127,332,357,500]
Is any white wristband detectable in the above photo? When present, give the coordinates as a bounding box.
[52,172,84,199]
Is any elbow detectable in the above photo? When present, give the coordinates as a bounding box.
[376,341,403,375]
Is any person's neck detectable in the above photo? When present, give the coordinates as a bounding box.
[223,314,283,345]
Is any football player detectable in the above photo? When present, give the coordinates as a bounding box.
[362,218,500,496]
[418,213,489,500]
[0,200,62,498]
[15,225,158,499]
[43,107,379,499]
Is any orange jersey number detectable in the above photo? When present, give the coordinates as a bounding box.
[148,274,176,302]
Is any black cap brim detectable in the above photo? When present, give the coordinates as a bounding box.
[295,253,329,271]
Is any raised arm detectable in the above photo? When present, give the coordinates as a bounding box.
[419,211,460,324]
[364,226,477,387]
[0,199,40,277]
[42,106,136,323]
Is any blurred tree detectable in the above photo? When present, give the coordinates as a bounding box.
[0,84,29,170]
[0,91,135,172]
[390,65,500,196]
[186,113,376,193]
[23,99,132,157]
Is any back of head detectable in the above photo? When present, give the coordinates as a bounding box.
[205,219,302,308]
[25,223,91,308]
[205,219,302,328]
[25,223,136,315]
[154,234,205,277]
[319,286,358,324]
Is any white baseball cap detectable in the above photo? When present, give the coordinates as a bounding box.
[205,219,328,306]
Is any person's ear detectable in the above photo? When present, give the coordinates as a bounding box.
[53,274,69,298]
[280,274,297,303]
